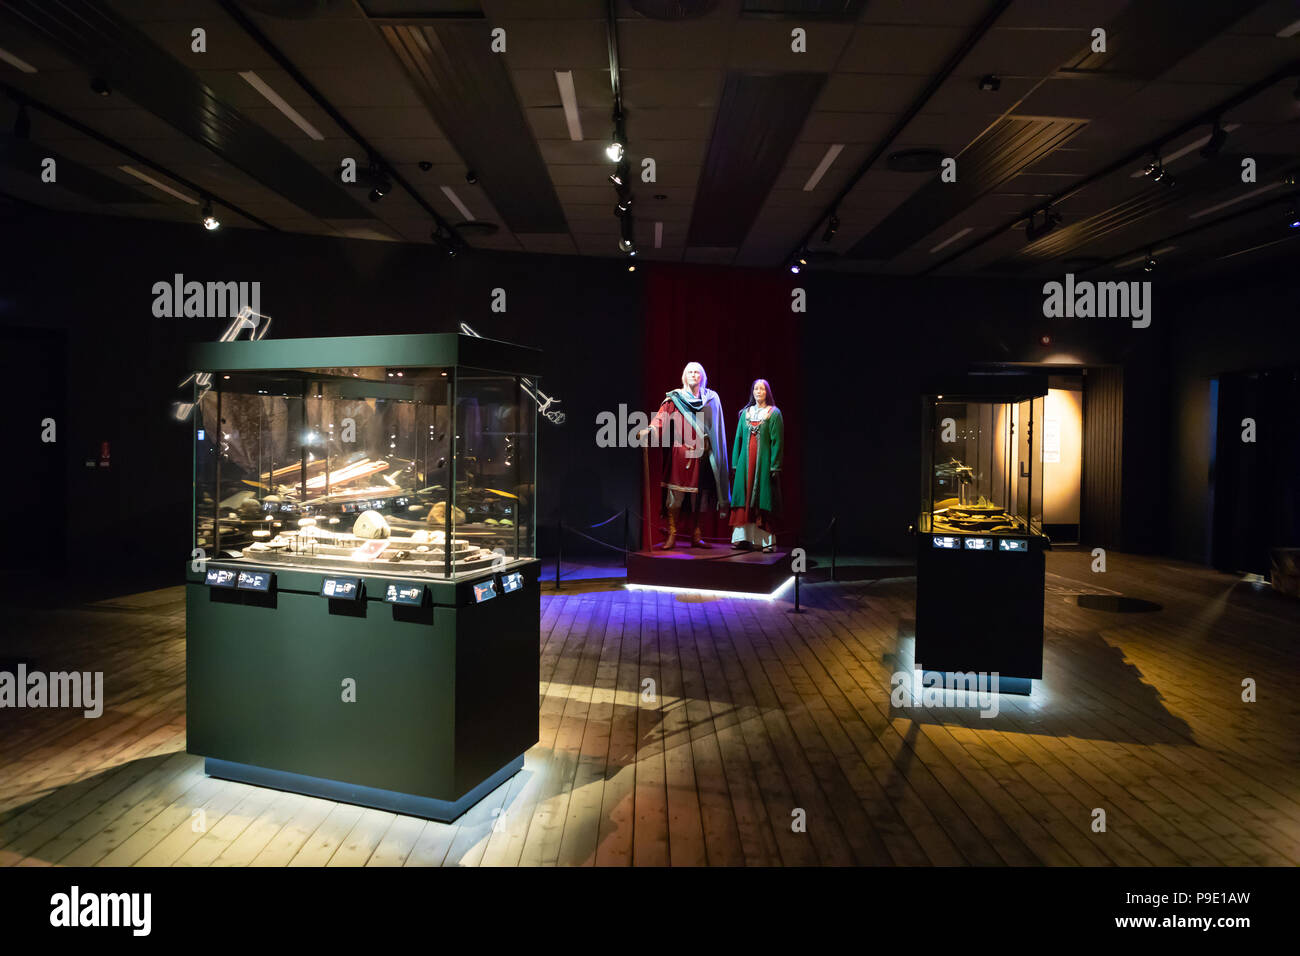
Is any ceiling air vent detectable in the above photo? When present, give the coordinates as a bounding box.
[630,0,719,19]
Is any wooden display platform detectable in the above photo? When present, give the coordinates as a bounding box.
[626,545,792,595]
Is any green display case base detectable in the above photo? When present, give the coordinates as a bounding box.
[205,755,525,822]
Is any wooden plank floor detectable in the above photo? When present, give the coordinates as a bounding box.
[2,552,1297,866]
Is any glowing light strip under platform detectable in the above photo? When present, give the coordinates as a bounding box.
[625,576,796,602]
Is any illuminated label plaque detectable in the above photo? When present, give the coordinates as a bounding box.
[932,536,961,550]
[236,570,273,592]
[385,583,425,606]
[205,567,237,588]
[998,539,1029,553]
[473,580,498,603]
[321,576,362,599]
[501,572,524,594]
[963,537,993,551]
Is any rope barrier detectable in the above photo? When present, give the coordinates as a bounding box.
[588,510,624,529]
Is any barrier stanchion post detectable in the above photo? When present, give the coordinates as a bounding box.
[790,533,803,614]
[556,518,563,590]
[831,515,839,583]
[623,507,629,568]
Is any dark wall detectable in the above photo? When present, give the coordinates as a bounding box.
[1165,271,1300,564]
[8,204,1282,579]
[798,271,1169,556]
[1,208,644,580]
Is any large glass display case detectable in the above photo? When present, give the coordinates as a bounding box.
[194,363,534,579]
[914,373,1050,688]
[185,333,541,821]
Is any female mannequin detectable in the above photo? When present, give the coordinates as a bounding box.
[640,362,729,549]
[729,379,782,551]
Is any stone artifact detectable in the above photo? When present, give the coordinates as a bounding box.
[353,509,391,540]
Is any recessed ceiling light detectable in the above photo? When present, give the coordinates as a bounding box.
[803,143,844,191]
[118,165,197,204]
[1188,182,1283,219]
[440,186,474,221]
[0,47,37,73]
[554,70,583,141]
[929,226,973,254]
[238,70,323,140]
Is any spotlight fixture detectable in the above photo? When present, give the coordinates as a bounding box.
[618,212,635,253]
[1287,203,1299,228]
[627,264,636,272]
[606,113,626,163]
[978,74,1001,92]
[201,198,220,231]
[465,169,478,184]
[1143,251,1156,272]
[90,76,111,96]
[1142,154,1161,177]
[1199,121,1228,159]
[616,196,632,215]
[821,213,839,244]
[797,250,808,267]
[789,261,801,275]
[369,174,391,202]
[1024,206,1062,242]
[609,160,630,189]
[13,104,30,140]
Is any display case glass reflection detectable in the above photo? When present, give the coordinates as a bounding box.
[919,394,1045,539]
[194,364,535,579]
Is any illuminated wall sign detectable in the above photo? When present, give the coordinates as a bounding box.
[237,570,273,592]
[932,536,961,550]
[963,537,993,551]
[501,572,524,594]
[385,583,425,606]
[998,539,1029,553]
[205,567,238,588]
[321,576,362,599]
[473,580,498,603]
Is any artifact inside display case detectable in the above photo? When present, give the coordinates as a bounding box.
[919,395,1045,541]
[193,364,535,579]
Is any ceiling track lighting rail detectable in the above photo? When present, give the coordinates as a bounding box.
[0,82,275,231]
[606,0,634,258]
[214,0,461,242]
[927,57,1300,274]
[1075,189,1300,277]
[781,0,1014,270]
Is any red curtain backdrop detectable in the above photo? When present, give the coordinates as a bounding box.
[640,263,803,549]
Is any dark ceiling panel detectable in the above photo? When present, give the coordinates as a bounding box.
[0,135,155,203]
[741,0,867,18]
[847,116,1087,260]
[378,21,568,233]
[1062,0,1267,81]
[686,71,826,248]
[0,0,369,219]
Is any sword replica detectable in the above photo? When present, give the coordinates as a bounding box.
[173,307,271,421]
[458,322,565,424]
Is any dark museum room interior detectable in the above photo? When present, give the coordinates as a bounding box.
[0,0,1297,914]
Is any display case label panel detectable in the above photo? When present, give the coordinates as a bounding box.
[473,580,498,603]
[205,567,238,588]
[963,537,993,551]
[321,576,362,599]
[385,583,425,606]
[236,570,273,592]
[932,536,961,550]
[998,539,1029,553]
[501,572,524,594]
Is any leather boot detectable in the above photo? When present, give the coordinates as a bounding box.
[691,514,711,548]
[659,507,679,549]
